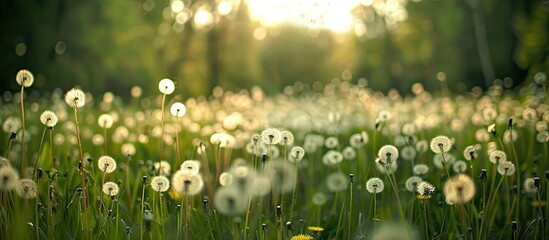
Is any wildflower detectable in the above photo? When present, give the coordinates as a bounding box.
[326,172,348,192]
[65,88,86,108]
[16,178,38,199]
[433,153,456,169]
[378,145,399,164]
[170,102,186,117]
[102,181,120,196]
[349,131,369,148]
[250,176,271,197]
[417,181,435,198]
[219,172,233,186]
[366,177,384,194]
[180,160,200,175]
[97,156,117,174]
[16,69,34,87]
[429,135,452,153]
[98,114,114,129]
[489,150,507,164]
[121,143,136,156]
[342,146,356,160]
[0,166,20,191]
[290,234,313,240]
[0,156,11,169]
[497,161,516,176]
[413,164,429,175]
[154,160,172,175]
[312,192,327,206]
[322,150,344,165]
[415,140,428,153]
[443,174,475,204]
[279,130,294,146]
[171,170,204,195]
[288,146,305,163]
[324,136,339,148]
[158,78,175,94]
[377,109,392,122]
[150,176,170,192]
[487,124,497,136]
[376,159,398,174]
[523,178,537,193]
[452,160,467,173]
[463,145,477,161]
[261,128,282,145]
[213,186,247,215]
[307,226,324,232]
[405,176,422,193]
[503,129,518,143]
[400,145,417,161]
[265,161,295,193]
[40,111,58,127]
[534,72,547,85]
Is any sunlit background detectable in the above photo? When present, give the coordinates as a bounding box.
[1,0,548,97]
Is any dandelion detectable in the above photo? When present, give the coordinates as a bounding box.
[250,176,271,197]
[429,135,452,153]
[102,181,119,196]
[16,69,34,87]
[503,129,518,143]
[213,186,247,215]
[463,145,477,161]
[0,157,10,169]
[307,226,324,232]
[265,160,295,193]
[288,146,305,163]
[378,109,392,122]
[180,160,200,175]
[280,130,294,146]
[170,102,186,117]
[261,128,282,145]
[219,172,233,186]
[322,150,344,165]
[487,124,497,136]
[98,114,114,129]
[534,72,547,85]
[121,143,136,156]
[349,131,369,148]
[376,159,398,174]
[366,177,384,193]
[433,153,456,169]
[413,164,429,175]
[155,160,172,175]
[158,78,175,95]
[523,178,537,193]
[290,234,313,240]
[400,145,417,161]
[497,161,516,176]
[40,111,58,127]
[417,181,435,198]
[151,176,170,192]
[312,192,327,205]
[443,174,476,204]
[171,170,204,195]
[378,145,399,164]
[489,150,507,164]
[0,166,19,191]
[405,176,423,192]
[324,136,339,148]
[415,140,428,153]
[326,172,348,192]
[16,178,37,199]
[452,160,467,173]
[65,88,86,108]
[342,146,356,160]
[97,156,117,173]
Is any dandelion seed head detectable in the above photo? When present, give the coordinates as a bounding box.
[1,166,21,191]
[214,186,247,215]
[261,128,281,145]
[452,160,468,173]
[417,181,435,197]
[400,145,417,161]
[0,157,10,169]
[433,153,456,169]
[312,192,327,206]
[154,160,172,175]
[378,145,399,164]
[415,140,428,153]
[322,150,343,165]
[179,160,200,175]
[65,88,86,108]
[324,136,339,149]
[151,176,170,192]
[170,102,186,117]
[366,177,384,194]
[40,111,58,127]
[349,131,369,148]
[534,72,546,85]
[489,150,507,164]
[171,170,203,195]
[443,174,475,204]
[429,135,452,153]
[405,176,423,192]
[250,176,271,197]
[265,161,295,193]
[342,146,356,160]
[97,114,114,129]
[487,124,496,134]
[16,178,37,199]
[97,155,117,173]
[376,159,398,174]
[463,145,476,161]
[158,78,175,95]
[537,131,549,143]
[219,172,233,186]
[497,161,516,176]
[288,146,305,163]
[503,129,518,143]
[377,109,392,122]
[102,181,119,196]
[279,130,294,146]
[121,143,136,156]
[326,172,348,192]
[16,69,34,87]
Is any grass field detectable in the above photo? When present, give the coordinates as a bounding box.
[0,71,548,240]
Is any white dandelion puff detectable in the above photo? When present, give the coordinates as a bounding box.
[171,170,204,195]
[98,114,114,129]
[417,181,435,197]
[288,146,305,163]
[489,150,507,164]
[170,102,186,117]
[430,135,453,153]
[261,128,281,145]
[97,155,117,174]
[0,166,19,191]
[279,130,294,146]
[443,174,475,204]
[180,160,200,175]
[150,176,170,192]
[154,161,172,175]
[326,172,348,192]
[16,69,34,87]
[16,178,38,199]
[158,78,175,95]
[405,176,423,192]
[40,111,58,127]
[102,181,119,196]
[65,88,86,108]
[497,161,516,176]
[366,177,384,194]
[378,145,399,164]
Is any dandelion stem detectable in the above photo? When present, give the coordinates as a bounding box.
[20,85,26,177]
[423,200,429,240]
[73,106,88,229]
[347,177,353,240]
[175,117,182,167]
[159,92,167,176]
[140,183,146,240]
[32,125,47,180]
[335,188,347,240]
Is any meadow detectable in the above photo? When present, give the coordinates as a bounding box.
[0,70,548,240]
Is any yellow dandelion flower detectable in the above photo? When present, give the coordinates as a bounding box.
[416,194,432,200]
[307,226,324,232]
[290,234,313,240]
[531,201,546,207]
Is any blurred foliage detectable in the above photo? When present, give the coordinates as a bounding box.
[1,0,548,98]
